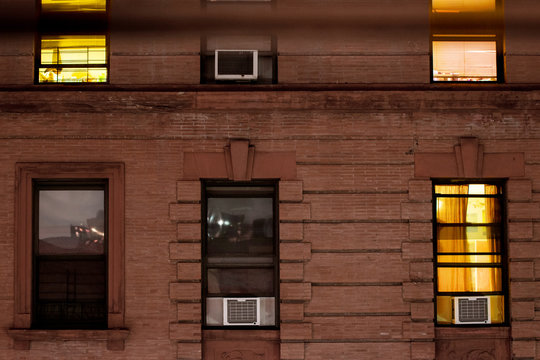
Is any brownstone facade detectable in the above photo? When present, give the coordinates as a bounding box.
[1,1,540,360]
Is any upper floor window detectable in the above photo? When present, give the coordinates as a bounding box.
[430,0,503,82]
[203,182,278,328]
[432,0,496,13]
[36,0,108,84]
[41,0,106,13]
[432,36,497,82]
[38,35,108,83]
[434,182,506,325]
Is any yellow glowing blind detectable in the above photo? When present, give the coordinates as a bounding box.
[432,40,497,81]
[432,0,496,13]
[41,0,106,12]
[39,35,107,83]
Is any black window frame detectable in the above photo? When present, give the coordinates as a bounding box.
[202,180,279,329]
[35,0,110,85]
[32,179,108,329]
[429,0,505,83]
[433,180,508,327]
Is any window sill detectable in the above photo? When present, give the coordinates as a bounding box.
[8,328,130,351]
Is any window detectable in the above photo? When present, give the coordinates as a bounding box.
[203,182,278,327]
[11,163,126,349]
[41,0,106,12]
[434,182,506,325]
[37,35,108,83]
[431,0,503,82]
[36,0,108,84]
[34,182,107,328]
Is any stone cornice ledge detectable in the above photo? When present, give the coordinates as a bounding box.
[7,328,130,351]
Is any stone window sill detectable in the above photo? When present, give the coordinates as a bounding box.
[8,328,130,351]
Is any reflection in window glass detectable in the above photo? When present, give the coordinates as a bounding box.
[39,35,107,83]
[433,40,497,82]
[39,190,105,255]
[432,0,496,13]
[41,0,106,12]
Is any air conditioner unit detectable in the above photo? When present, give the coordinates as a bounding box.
[215,50,258,81]
[453,296,491,324]
[223,298,260,325]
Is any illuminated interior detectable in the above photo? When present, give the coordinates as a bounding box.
[435,184,504,324]
[432,40,497,81]
[39,35,107,83]
[41,0,106,12]
[432,0,496,13]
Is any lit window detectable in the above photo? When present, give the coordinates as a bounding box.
[434,183,506,325]
[432,39,497,82]
[432,0,495,13]
[41,0,106,12]
[203,183,278,327]
[38,35,108,83]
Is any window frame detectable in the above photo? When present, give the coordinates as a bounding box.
[11,163,126,349]
[201,180,279,329]
[432,180,508,327]
[429,0,505,83]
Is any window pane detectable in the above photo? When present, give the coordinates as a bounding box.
[436,295,504,324]
[435,184,499,195]
[39,190,105,255]
[433,40,497,82]
[36,258,106,327]
[436,198,501,224]
[42,0,106,12]
[207,268,274,296]
[41,35,106,65]
[437,267,502,292]
[437,225,500,253]
[432,0,496,13]
[438,255,501,263]
[207,197,273,257]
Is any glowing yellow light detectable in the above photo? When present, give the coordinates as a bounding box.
[41,0,106,12]
[432,0,495,13]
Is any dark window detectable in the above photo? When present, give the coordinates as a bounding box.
[434,182,507,325]
[430,0,504,82]
[33,181,107,329]
[203,183,278,327]
[36,0,109,84]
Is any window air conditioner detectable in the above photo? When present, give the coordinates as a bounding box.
[453,296,491,324]
[215,50,258,81]
[223,298,260,325]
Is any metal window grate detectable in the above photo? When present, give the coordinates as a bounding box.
[226,299,258,324]
[457,297,489,323]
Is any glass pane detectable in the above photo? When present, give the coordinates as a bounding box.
[38,67,108,83]
[432,0,496,13]
[39,190,105,255]
[436,198,501,224]
[435,184,499,195]
[436,295,504,324]
[438,255,501,263]
[437,226,500,253]
[433,40,497,82]
[437,267,502,292]
[41,35,107,65]
[42,0,106,12]
[207,197,273,257]
[36,258,106,327]
[207,268,274,296]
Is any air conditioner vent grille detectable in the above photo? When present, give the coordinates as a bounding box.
[456,297,489,323]
[217,51,254,76]
[225,298,259,324]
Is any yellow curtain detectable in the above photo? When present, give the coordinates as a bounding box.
[436,185,468,322]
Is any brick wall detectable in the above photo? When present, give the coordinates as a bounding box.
[0,90,539,359]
